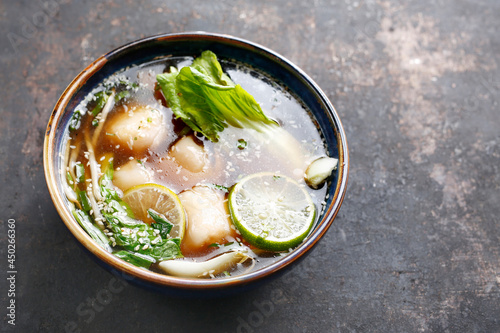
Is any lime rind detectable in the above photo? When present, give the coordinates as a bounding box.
[228,173,316,251]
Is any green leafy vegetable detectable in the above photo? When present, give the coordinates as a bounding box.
[156,50,277,142]
[66,171,74,185]
[148,209,173,238]
[113,250,156,268]
[77,190,92,212]
[97,159,183,267]
[73,209,111,251]
[103,213,182,262]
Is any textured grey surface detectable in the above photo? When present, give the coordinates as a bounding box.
[1,0,500,332]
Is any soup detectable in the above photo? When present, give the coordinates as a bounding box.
[62,51,337,278]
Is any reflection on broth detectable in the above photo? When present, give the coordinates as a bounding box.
[63,52,335,278]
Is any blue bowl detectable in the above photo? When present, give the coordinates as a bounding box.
[44,32,349,296]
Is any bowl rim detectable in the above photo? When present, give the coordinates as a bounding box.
[43,31,349,290]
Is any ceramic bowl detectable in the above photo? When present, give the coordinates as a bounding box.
[44,32,349,296]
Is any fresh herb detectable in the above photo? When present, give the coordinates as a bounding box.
[224,242,234,247]
[237,139,247,150]
[208,243,220,248]
[156,50,278,142]
[223,271,231,277]
[273,175,281,181]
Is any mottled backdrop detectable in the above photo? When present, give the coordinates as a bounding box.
[1,0,499,332]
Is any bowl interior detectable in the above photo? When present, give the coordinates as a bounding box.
[44,32,348,291]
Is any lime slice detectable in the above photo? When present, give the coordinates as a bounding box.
[228,172,316,251]
[122,184,186,239]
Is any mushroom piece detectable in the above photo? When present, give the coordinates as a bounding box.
[304,157,338,189]
[158,251,250,278]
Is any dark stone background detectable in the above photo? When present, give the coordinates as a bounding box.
[1,0,499,332]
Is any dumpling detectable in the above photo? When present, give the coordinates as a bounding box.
[179,186,235,254]
[113,160,152,192]
[169,135,208,173]
[107,106,164,152]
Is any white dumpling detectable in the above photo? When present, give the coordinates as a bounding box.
[179,186,234,252]
[113,160,151,192]
[170,135,208,173]
[107,106,164,152]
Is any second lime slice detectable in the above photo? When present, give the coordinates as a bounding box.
[228,172,316,251]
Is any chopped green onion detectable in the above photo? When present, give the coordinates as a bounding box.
[66,171,74,185]
[69,111,82,131]
[237,139,247,150]
[113,250,156,268]
[77,191,92,212]
[75,163,85,183]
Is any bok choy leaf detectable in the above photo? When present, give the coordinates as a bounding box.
[156,50,277,142]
